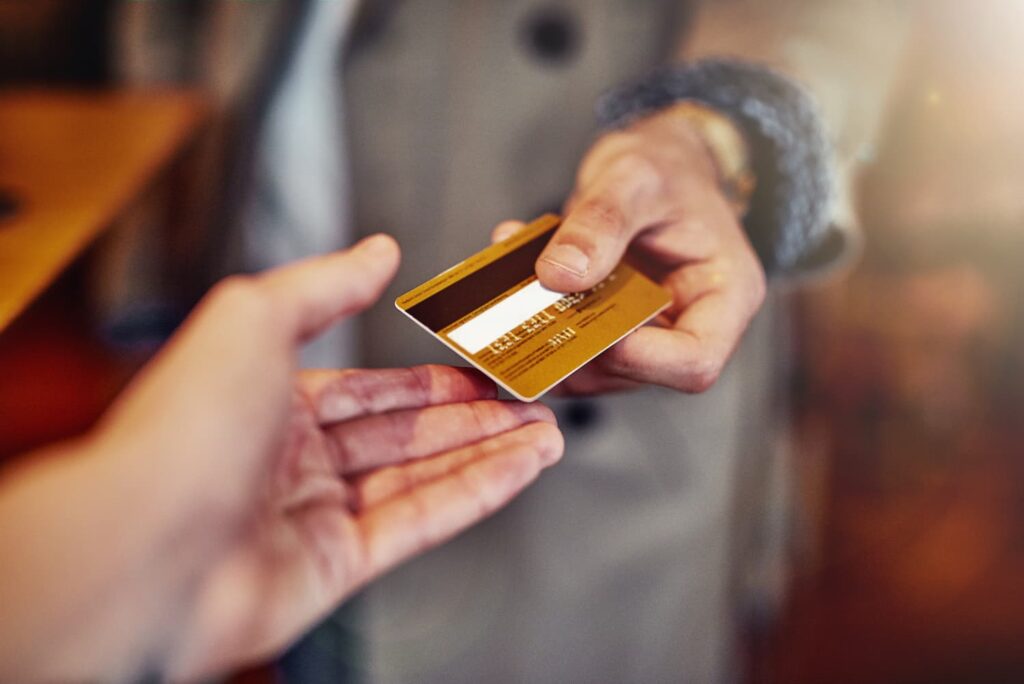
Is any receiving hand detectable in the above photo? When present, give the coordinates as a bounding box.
[166,365,561,679]
[0,235,562,682]
[494,104,766,395]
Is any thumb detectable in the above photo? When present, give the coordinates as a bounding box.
[535,168,656,292]
[254,233,401,344]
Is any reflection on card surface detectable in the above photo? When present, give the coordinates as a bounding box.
[396,214,671,401]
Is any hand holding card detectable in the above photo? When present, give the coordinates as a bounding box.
[396,215,671,401]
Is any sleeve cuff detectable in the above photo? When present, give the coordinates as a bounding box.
[597,58,843,278]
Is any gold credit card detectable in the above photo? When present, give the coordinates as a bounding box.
[395,214,672,401]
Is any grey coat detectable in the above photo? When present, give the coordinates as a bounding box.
[115,1,909,681]
[341,8,776,680]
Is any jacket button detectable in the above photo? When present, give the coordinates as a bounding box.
[563,399,601,431]
[520,6,581,65]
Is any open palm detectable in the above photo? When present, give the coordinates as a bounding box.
[50,235,565,681]
[171,365,559,677]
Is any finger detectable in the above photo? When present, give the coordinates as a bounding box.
[355,421,564,577]
[325,400,557,474]
[536,155,666,292]
[353,421,562,508]
[208,234,400,348]
[298,365,497,424]
[491,220,527,243]
[555,363,642,397]
[598,261,763,392]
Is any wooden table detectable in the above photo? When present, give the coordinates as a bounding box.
[0,90,205,332]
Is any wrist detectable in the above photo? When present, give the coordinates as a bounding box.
[84,425,241,679]
[662,101,755,216]
[597,59,838,274]
[0,433,195,681]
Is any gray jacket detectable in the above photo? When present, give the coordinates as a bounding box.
[116,2,909,681]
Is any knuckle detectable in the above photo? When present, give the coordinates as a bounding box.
[465,400,499,433]
[610,151,661,189]
[334,369,378,414]
[683,358,724,393]
[574,197,627,241]
[407,365,434,403]
[209,274,274,323]
[459,455,511,514]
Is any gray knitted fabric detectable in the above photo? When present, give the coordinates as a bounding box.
[596,59,837,275]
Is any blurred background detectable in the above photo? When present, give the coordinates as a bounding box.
[1,1,1023,683]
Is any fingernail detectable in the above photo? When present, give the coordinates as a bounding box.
[541,244,590,278]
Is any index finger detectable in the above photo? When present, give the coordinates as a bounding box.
[356,422,563,578]
[598,262,761,392]
[325,399,555,474]
[298,365,498,424]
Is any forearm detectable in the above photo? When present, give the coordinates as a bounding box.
[0,432,222,681]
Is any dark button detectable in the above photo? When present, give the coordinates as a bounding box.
[345,0,400,59]
[521,6,581,66]
[564,399,602,430]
